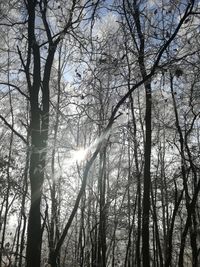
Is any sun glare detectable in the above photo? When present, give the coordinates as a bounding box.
[71,148,88,163]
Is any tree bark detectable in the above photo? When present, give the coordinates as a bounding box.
[25,2,57,266]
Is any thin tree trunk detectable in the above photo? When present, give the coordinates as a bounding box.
[48,45,62,267]
[97,148,107,267]
[0,57,14,267]
[141,73,152,267]
[129,92,142,267]
[164,183,183,267]
[151,185,163,267]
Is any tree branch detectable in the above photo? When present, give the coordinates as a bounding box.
[0,83,30,100]
[0,115,27,144]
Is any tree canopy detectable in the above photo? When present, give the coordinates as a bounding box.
[0,1,200,267]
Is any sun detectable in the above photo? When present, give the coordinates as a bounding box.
[71,147,88,163]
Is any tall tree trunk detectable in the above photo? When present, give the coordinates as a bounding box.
[130,3,152,265]
[0,56,14,267]
[25,1,58,265]
[129,91,142,267]
[48,44,62,267]
[141,81,152,267]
